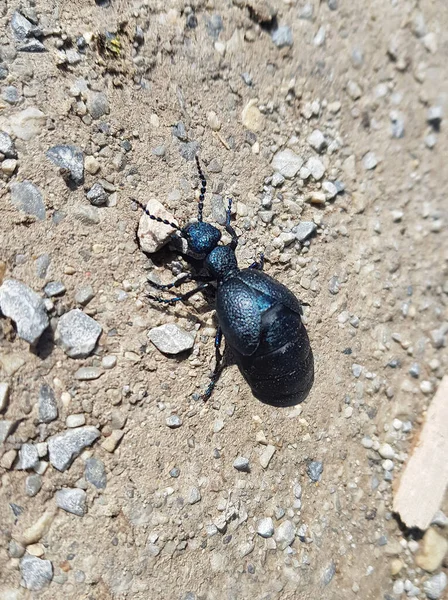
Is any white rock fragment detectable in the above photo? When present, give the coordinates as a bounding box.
[307,129,326,153]
[241,99,264,132]
[260,444,276,469]
[363,151,378,170]
[306,156,325,180]
[48,426,100,471]
[55,309,102,358]
[271,149,303,179]
[137,199,178,253]
[257,517,274,538]
[56,488,87,516]
[0,279,49,345]
[148,323,195,354]
[275,520,296,550]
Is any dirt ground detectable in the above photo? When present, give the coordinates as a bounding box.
[0,0,447,598]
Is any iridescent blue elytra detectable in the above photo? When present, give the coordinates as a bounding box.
[133,156,314,407]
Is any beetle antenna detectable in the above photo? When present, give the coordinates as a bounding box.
[195,155,206,222]
[131,198,181,231]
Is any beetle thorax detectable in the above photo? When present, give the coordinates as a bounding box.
[205,246,238,281]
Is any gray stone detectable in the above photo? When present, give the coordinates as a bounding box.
[46,145,84,185]
[56,488,87,516]
[73,204,100,225]
[43,281,66,297]
[329,276,340,295]
[48,426,100,471]
[322,181,338,199]
[55,309,102,358]
[10,11,35,39]
[86,183,108,206]
[425,133,438,148]
[188,487,201,505]
[306,156,325,180]
[294,221,316,242]
[179,141,199,161]
[84,457,107,489]
[87,92,109,119]
[272,26,293,48]
[38,384,58,423]
[307,129,326,152]
[19,40,46,52]
[0,131,17,158]
[363,151,378,170]
[74,367,103,380]
[271,172,285,187]
[0,382,10,412]
[307,460,323,482]
[172,122,188,141]
[9,539,25,558]
[10,181,46,220]
[205,14,223,39]
[25,474,42,497]
[149,323,195,354]
[3,86,20,104]
[17,443,39,470]
[322,561,336,585]
[66,414,86,428]
[271,149,303,179]
[74,285,95,306]
[233,456,250,472]
[211,194,227,225]
[423,572,447,599]
[20,555,53,591]
[352,363,362,378]
[35,254,50,278]
[260,444,276,469]
[257,517,274,538]
[0,279,49,344]
[166,415,182,428]
[0,420,13,444]
[299,4,314,19]
[313,26,326,47]
[275,520,296,550]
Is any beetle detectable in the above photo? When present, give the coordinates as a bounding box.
[132,156,314,407]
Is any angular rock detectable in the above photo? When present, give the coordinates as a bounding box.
[137,198,178,253]
[0,279,48,344]
[272,26,293,48]
[46,145,84,185]
[10,181,46,220]
[188,487,201,505]
[74,285,95,306]
[0,131,17,158]
[55,309,102,358]
[25,474,42,497]
[0,420,13,444]
[242,99,264,132]
[233,456,250,472]
[20,554,53,591]
[84,457,107,489]
[73,204,100,225]
[308,460,323,482]
[19,40,46,52]
[275,520,296,550]
[363,151,378,170]
[148,323,195,354]
[306,156,325,180]
[101,429,124,452]
[7,107,46,141]
[260,444,276,469]
[271,149,303,179]
[11,11,35,39]
[86,92,109,119]
[86,183,108,206]
[43,281,66,297]
[307,129,326,152]
[423,572,447,600]
[56,488,87,516]
[17,444,39,470]
[294,221,317,243]
[166,415,182,428]
[48,426,100,471]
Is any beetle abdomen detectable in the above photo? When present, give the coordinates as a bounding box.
[233,304,314,407]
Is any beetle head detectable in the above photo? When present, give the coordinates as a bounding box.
[181,222,222,256]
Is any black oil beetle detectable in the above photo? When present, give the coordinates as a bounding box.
[132,156,314,407]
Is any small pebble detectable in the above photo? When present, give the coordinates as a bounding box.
[188,487,201,505]
[20,555,53,591]
[0,279,49,344]
[43,281,66,297]
[166,415,182,428]
[272,26,293,48]
[363,152,378,170]
[101,430,124,452]
[55,309,102,358]
[257,517,274,538]
[271,149,303,179]
[233,456,250,472]
[66,414,86,428]
[149,323,195,354]
[423,572,447,600]
[17,444,39,470]
[102,355,117,369]
[260,444,276,469]
[307,461,323,482]
[0,382,10,412]
[274,520,296,550]
[46,145,84,185]
[48,426,100,471]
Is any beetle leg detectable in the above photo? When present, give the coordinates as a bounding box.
[225,198,238,250]
[147,282,210,304]
[249,252,265,271]
[201,327,224,401]
[148,273,212,292]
